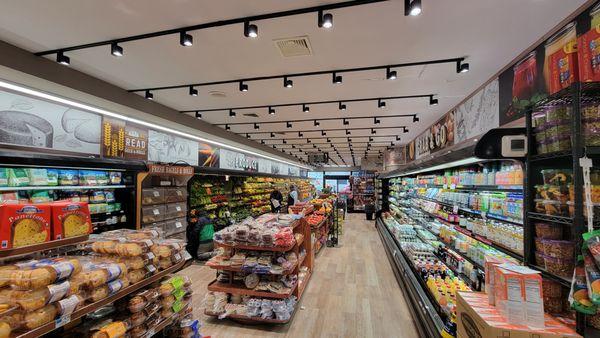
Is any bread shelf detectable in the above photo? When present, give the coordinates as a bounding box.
[208,259,298,275]
[13,260,186,338]
[0,185,129,191]
[204,310,293,324]
[214,240,296,252]
[0,234,89,259]
[207,279,297,299]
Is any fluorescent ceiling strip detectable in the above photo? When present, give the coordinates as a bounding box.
[0,79,311,170]
[395,156,483,177]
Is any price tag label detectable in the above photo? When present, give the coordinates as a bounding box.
[176,190,183,196]
[55,315,71,328]
[176,206,182,212]
[147,252,156,260]
[175,221,183,228]
[453,205,459,214]
[182,251,192,261]
[153,190,160,197]
[152,209,160,215]
[146,264,157,273]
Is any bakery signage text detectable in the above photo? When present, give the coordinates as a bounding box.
[147,164,194,176]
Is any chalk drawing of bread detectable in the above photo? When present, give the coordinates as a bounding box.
[0,110,53,147]
[61,109,101,144]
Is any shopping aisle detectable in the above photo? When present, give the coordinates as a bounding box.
[181,213,420,338]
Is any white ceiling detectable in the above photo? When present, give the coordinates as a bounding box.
[0,0,586,166]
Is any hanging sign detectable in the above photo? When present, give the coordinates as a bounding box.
[147,164,194,176]
[102,117,148,160]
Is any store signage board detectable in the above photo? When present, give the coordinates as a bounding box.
[198,143,219,167]
[148,130,199,166]
[258,158,270,174]
[102,116,148,160]
[415,111,455,159]
[0,89,101,155]
[219,148,259,172]
[147,164,194,176]
[454,80,500,144]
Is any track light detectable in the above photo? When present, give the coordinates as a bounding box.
[56,51,70,65]
[396,136,401,141]
[239,81,248,92]
[457,60,469,73]
[307,139,311,143]
[378,99,386,108]
[195,111,202,119]
[302,104,310,112]
[346,129,351,135]
[179,31,193,47]
[327,138,331,143]
[404,128,409,133]
[338,102,346,110]
[246,134,251,139]
[298,132,303,137]
[287,122,292,128]
[254,123,259,130]
[225,124,230,130]
[269,106,275,115]
[413,115,420,122]
[369,137,374,142]
[429,96,438,105]
[314,120,320,127]
[343,118,349,125]
[386,67,397,80]
[145,90,154,100]
[374,117,380,124]
[261,140,265,144]
[189,86,198,96]
[371,128,376,134]
[318,10,334,29]
[111,43,123,57]
[283,76,293,88]
[270,132,275,138]
[321,130,326,136]
[332,72,342,84]
[292,145,296,149]
[229,109,236,117]
[405,0,422,16]
[283,140,287,144]
[244,21,258,38]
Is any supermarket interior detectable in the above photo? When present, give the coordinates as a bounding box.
[0,0,599,337]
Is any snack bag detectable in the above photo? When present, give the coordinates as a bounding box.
[585,229,600,267]
[569,254,598,314]
[583,246,600,305]
[8,168,30,187]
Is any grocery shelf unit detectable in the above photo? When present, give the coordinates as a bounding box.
[205,217,313,324]
[350,171,376,212]
[136,164,194,239]
[524,82,600,335]
[0,152,143,233]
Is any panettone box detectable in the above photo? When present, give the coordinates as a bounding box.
[0,203,51,249]
[51,201,92,240]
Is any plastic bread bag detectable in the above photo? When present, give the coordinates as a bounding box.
[88,237,155,257]
[127,288,160,314]
[569,254,598,314]
[151,239,185,259]
[158,275,191,297]
[0,280,71,311]
[6,258,81,290]
[90,320,131,338]
[71,261,127,289]
[583,245,600,305]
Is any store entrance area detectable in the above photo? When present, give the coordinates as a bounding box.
[181,213,419,338]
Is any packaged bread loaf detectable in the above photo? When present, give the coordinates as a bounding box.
[89,238,155,257]
[151,239,185,259]
[90,320,130,338]
[9,258,80,290]
[0,280,71,311]
[0,204,51,249]
[24,303,57,329]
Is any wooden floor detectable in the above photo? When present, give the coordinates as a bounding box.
[180,213,420,338]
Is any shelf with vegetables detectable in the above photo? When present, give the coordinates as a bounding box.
[203,213,312,324]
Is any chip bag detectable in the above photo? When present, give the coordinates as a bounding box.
[569,254,598,314]
[583,246,600,305]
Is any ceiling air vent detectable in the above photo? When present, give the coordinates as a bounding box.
[274,36,313,57]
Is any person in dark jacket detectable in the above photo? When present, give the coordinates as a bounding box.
[186,213,213,260]
[270,188,283,213]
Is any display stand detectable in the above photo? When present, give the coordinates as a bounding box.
[204,218,313,323]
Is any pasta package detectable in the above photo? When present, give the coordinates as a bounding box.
[0,204,51,250]
[51,201,92,240]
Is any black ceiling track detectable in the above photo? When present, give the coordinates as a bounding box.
[218,114,418,127]
[241,125,408,135]
[183,95,431,114]
[34,0,389,56]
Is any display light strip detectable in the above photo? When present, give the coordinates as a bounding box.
[0,79,311,169]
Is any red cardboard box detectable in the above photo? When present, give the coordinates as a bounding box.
[51,201,92,240]
[0,203,51,249]
[548,44,579,94]
[577,27,600,82]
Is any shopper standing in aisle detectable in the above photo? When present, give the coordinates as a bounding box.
[270,188,283,213]
[288,184,299,208]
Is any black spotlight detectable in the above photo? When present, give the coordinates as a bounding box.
[373,117,380,124]
[269,107,275,115]
[229,109,236,117]
[314,120,320,127]
[286,122,292,128]
[405,0,422,16]
[318,10,333,28]
[270,132,275,138]
[386,67,397,80]
[302,104,310,113]
[338,102,346,110]
[413,115,420,122]
[56,51,70,65]
[369,137,374,142]
[404,128,409,133]
[332,72,342,84]
[346,129,351,135]
[111,43,123,57]
[195,111,202,119]
[396,136,401,141]
[254,123,259,130]
[180,31,193,46]
[225,124,231,130]
[378,99,386,108]
[189,86,198,96]
[371,128,376,134]
[244,21,258,38]
[283,76,293,88]
[343,118,349,125]
[430,96,439,105]
[457,60,470,73]
[321,130,326,136]
[239,81,248,92]
[145,90,154,100]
